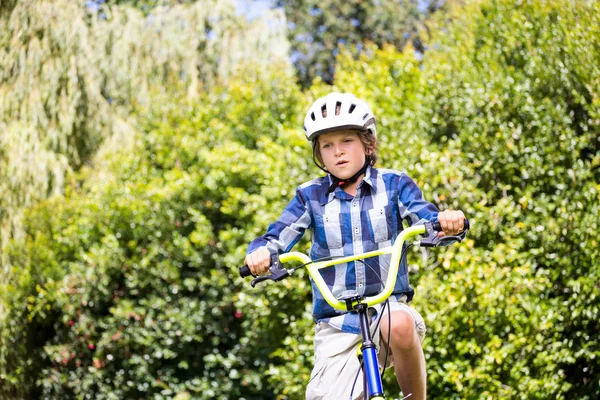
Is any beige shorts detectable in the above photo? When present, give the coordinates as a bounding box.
[306,297,426,400]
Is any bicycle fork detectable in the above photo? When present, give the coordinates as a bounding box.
[356,303,384,400]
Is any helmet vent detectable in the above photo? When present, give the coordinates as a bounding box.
[303,93,377,141]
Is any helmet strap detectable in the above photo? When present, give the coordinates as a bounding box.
[326,157,371,195]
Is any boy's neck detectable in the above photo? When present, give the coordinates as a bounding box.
[342,175,364,196]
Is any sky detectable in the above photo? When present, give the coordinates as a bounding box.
[233,0,275,21]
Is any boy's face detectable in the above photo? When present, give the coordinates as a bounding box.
[317,130,368,179]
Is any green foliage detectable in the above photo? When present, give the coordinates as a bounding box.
[0,0,290,250]
[4,64,308,398]
[276,0,422,87]
[0,1,291,393]
[398,0,599,397]
[101,0,199,14]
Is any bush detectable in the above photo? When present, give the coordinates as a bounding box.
[4,65,312,399]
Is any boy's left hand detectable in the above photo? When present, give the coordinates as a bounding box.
[437,210,466,237]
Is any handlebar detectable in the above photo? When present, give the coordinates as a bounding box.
[239,265,252,278]
[429,219,469,234]
[239,219,469,310]
[239,254,289,286]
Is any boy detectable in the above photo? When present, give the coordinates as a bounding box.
[245,92,466,400]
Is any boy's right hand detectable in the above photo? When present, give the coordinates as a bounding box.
[244,246,271,276]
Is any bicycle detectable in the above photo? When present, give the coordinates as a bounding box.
[239,219,469,400]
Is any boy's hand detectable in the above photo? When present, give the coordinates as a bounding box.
[244,246,272,276]
[437,210,466,237]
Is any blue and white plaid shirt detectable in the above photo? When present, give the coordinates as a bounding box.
[247,166,439,334]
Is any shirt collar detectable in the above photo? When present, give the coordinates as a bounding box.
[319,165,378,205]
[363,165,378,190]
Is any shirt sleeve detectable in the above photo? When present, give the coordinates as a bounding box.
[246,188,312,255]
[397,173,439,226]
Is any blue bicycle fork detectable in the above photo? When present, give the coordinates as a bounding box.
[357,303,384,399]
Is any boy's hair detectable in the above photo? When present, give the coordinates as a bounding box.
[312,129,378,171]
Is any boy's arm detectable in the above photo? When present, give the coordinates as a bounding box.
[397,173,439,226]
[397,174,465,235]
[246,189,311,274]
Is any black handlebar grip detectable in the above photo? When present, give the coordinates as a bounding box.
[239,265,253,278]
[433,218,470,232]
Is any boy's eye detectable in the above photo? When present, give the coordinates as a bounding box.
[322,143,332,149]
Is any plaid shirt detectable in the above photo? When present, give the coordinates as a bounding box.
[247,166,439,334]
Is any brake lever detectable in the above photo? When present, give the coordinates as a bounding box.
[250,254,292,287]
[250,275,271,287]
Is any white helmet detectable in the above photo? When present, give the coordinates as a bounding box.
[303,92,377,142]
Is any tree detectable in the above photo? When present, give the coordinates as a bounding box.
[276,0,421,87]
[0,0,291,395]
[4,63,307,399]
[0,0,290,250]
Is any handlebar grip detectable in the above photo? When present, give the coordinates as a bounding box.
[239,265,253,278]
[433,218,470,232]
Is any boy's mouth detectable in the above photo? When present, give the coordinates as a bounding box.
[336,160,348,166]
